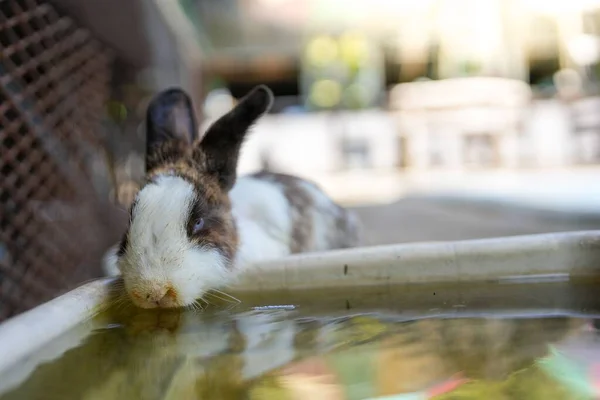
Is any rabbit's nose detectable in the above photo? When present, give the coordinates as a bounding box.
[134,285,179,308]
[145,287,167,305]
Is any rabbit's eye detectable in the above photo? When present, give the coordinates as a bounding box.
[193,218,204,234]
[192,218,205,234]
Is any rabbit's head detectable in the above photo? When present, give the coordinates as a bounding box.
[116,85,273,309]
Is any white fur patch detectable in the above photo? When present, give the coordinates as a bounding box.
[229,177,292,269]
[119,175,229,307]
[101,244,120,277]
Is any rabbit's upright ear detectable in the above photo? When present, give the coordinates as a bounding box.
[197,85,273,191]
[145,88,198,170]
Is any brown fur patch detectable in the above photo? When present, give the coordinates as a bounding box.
[186,201,238,265]
[251,171,361,253]
[147,140,227,204]
[250,172,315,253]
[332,208,361,249]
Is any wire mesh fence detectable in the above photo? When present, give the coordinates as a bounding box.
[0,0,123,321]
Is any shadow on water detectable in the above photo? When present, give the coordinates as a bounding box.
[1,278,600,399]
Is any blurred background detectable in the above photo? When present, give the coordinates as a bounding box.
[1,0,600,319]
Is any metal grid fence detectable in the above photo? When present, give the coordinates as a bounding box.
[0,0,122,321]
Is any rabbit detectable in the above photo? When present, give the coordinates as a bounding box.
[102,85,361,309]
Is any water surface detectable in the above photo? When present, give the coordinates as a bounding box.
[1,280,600,399]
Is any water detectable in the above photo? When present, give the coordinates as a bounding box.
[1,280,600,400]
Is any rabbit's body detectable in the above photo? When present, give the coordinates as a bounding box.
[105,85,361,309]
[230,172,360,269]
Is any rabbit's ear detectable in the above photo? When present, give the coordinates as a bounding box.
[145,88,198,164]
[197,85,273,190]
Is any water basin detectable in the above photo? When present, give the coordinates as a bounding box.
[1,279,600,400]
[1,231,600,399]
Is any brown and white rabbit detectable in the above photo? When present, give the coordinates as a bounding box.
[103,85,361,309]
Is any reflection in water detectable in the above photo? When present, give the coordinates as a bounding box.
[0,303,595,400]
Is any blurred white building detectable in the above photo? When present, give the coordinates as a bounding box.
[389,78,531,169]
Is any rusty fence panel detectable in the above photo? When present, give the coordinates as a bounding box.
[0,0,123,321]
